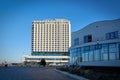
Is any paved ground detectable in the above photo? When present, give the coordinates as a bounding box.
[0,66,75,80]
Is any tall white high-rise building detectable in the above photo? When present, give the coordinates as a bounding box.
[24,19,71,65]
[32,19,71,53]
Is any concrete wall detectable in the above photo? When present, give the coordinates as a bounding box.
[71,19,120,47]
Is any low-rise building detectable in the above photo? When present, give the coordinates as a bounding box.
[70,19,120,67]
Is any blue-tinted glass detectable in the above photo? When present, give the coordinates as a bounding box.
[101,44,108,60]
[84,36,88,43]
[118,43,120,59]
[84,53,89,61]
[90,45,95,51]
[84,46,89,52]
[78,47,81,57]
[109,43,117,52]
[109,53,116,60]
[32,52,68,56]
[84,35,92,43]
[106,33,110,40]
[114,31,118,38]
[94,50,100,61]
[103,53,108,60]
[106,31,118,40]
[81,47,84,61]
[109,43,119,60]
[101,44,108,53]
[89,51,94,61]
[81,47,84,53]
[82,53,85,62]
[111,32,115,39]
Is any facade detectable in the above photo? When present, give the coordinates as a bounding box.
[24,19,71,65]
[70,19,120,67]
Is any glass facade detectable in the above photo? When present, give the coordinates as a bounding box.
[25,58,68,61]
[32,52,68,56]
[24,52,69,63]
[70,43,120,64]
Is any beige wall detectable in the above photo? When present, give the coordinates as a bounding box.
[32,19,71,52]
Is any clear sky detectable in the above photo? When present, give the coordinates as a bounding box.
[0,0,120,63]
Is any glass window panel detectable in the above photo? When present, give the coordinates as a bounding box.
[84,53,89,61]
[81,47,84,53]
[106,31,118,40]
[90,45,95,51]
[111,32,115,39]
[109,47,117,52]
[116,44,119,59]
[106,33,110,40]
[109,43,116,47]
[84,46,89,52]
[115,31,118,38]
[84,35,92,43]
[89,51,94,61]
[103,53,108,60]
[81,47,84,62]
[101,44,108,53]
[109,52,116,60]
[84,36,88,43]
[82,53,85,62]
[77,47,81,57]
[109,43,117,52]
[101,44,108,60]
[94,50,100,61]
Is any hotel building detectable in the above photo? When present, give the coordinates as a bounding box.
[70,19,120,67]
[24,19,71,65]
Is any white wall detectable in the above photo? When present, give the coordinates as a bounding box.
[71,19,120,47]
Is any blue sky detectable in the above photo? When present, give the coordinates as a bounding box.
[0,0,120,63]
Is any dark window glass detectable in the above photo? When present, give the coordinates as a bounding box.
[106,31,118,40]
[115,31,118,38]
[106,33,110,40]
[84,35,92,43]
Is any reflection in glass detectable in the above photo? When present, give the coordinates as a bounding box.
[94,50,100,61]
[89,51,93,61]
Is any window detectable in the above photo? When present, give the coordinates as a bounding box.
[94,50,100,61]
[109,43,118,60]
[81,47,85,61]
[74,38,79,46]
[89,51,93,61]
[84,35,92,43]
[77,47,81,57]
[106,31,118,40]
[88,45,94,61]
[83,53,88,61]
[101,44,108,60]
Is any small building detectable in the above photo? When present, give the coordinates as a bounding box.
[70,19,120,67]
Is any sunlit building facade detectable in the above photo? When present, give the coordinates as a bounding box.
[24,19,71,65]
[70,19,120,67]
